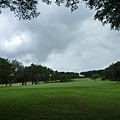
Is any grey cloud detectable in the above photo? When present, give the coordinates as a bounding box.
[0,3,120,72]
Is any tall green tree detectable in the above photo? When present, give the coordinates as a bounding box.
[0,57,12,86]
[104,61,120,81]
[11,60,26,85]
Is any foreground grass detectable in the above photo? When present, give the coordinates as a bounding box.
[0,78,120,120]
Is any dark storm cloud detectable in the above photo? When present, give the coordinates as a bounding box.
[0,2,120,72]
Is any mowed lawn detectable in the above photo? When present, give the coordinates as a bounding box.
[0,78,120,120]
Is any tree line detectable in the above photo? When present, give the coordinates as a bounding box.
[0,57,79,86]
[80,61,120,81]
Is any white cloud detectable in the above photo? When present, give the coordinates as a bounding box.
[42,18,120,72]
[0,2,120,72]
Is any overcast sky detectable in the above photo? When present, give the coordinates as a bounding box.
[0,2,120,73]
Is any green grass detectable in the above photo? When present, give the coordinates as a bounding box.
[0,78,120,120]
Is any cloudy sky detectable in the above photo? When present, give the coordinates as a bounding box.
[0,1,120,73]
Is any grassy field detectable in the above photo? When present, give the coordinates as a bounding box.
[0,78,120,120]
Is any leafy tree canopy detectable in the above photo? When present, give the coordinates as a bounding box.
[0,57,12,84]
[0,0,120,30]
[0,0,40,20]
[83,0,120,30]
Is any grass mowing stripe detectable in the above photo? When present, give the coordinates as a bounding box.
[0,78,120,120]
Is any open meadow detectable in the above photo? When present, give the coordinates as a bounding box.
[0,78,120,120]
